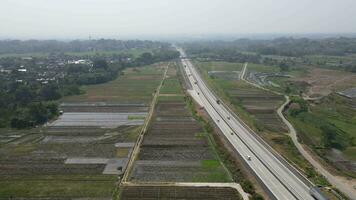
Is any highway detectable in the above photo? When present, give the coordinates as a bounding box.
[177,48,315,200]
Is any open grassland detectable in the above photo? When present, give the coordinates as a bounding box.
[62,63,166,104]
[195,61,244,72]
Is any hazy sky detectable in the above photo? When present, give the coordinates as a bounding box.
[1,0,355,39]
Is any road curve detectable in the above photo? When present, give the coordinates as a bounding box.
[178,48,314,200]
[277,96,356,200]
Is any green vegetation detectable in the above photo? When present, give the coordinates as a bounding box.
[287,94,356,177]
[62,64,165,104]
[128,115,146,120]
[161,78,182,94]
[0,175,116,199]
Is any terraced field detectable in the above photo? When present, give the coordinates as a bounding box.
[195,61,287,133]
[129,99,230,182]
[128,64,231,183]
[0,63,166,199]
[0,123,140,199]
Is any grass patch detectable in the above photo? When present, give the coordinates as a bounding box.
[160,78,182,94]
[201,159,221,169]
[128,115,146,120]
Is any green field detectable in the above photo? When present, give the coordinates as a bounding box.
[62,63,166,104]
[0,175,116,198]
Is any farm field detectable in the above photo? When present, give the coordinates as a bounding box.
[0,122,140,199]
[128,64,231,183]
[0,64,167,199]
[62,63,166,104]
[194,61,287,133]
[120,185,241,200]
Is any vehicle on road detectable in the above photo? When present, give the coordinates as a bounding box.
[246,156,252,161]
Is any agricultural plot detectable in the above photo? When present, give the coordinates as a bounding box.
[120,185,241,200]
[195,61,287,133]
[159,63,185,102]
[0,63,166,199]
[129,99,231,183]
[48,112,146,128]
[229,83,287,132]
[0,112,143,199]
[62,63,166,104]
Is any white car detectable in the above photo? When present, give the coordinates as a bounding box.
[246,155,252,161]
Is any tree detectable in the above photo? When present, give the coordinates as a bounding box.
[15,85,34,105]
[285,86,291,94]
[279,62,290,72]
[93,59,108,70]
[39,84,61,101]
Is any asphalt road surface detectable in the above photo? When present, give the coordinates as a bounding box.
[177,48,315,200]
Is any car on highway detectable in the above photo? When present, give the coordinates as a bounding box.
[246,155,252,161]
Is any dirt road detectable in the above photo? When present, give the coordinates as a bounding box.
[277,96,356,200]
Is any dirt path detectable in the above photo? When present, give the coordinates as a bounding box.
[121,64,169,182]
[277,96,356,200]
[243,63,356,199]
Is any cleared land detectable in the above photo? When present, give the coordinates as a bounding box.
[291,67,356,97]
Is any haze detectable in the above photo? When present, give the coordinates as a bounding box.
[1,0,355,39]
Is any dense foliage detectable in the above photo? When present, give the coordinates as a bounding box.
[182,37,356,72]
[184,37,356,57]
[288,97,350,150]
[0,39,171,54]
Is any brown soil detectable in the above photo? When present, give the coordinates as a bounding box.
[293,68,356,97]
